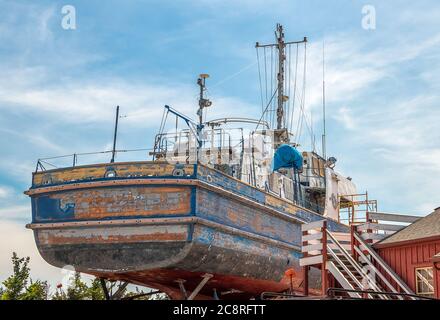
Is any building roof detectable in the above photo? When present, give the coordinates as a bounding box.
[377,208,440,246]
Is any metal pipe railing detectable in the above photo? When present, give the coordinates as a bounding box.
[326,230,387,299]
[35,148,155,172]
[327,287,434,300]
[260,292,320,300]
[353,231,416,298]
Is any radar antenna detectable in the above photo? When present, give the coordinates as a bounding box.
[256,24,307,147]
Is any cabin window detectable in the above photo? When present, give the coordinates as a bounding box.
[415,267,435,297]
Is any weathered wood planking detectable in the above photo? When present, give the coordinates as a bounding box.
[368,212,421,223]
[36,224,189,246]
[300,255,323,267]
[190,224,303,281]
[32,162,195,187]
[32,186,193,222]
[197,164,349,234]
[196,187,302,245]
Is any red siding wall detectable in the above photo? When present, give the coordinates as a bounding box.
[376,238,440,298]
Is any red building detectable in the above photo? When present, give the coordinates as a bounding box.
[374,207,440,298]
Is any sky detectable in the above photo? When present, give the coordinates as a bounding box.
[1,0,440,290]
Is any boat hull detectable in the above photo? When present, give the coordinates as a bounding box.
[26,162,348,298]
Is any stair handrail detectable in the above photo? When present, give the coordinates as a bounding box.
[327,288,435,300]
[326,231,370,279]
[353,231,416,297]
[326,246,375,299]
[326,261,362,299]
[352,245,404,300]
[326,231,387,299]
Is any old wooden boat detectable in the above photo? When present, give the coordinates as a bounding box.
[25,25,358,299]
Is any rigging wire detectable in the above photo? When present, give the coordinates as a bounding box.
[321,40,326,159]
[282,45,287,129]
[285,43,292,130]
[263,47,268,124]
[295,41,316,152]
[295,43,308,144]
[273,47,279,129]
[289,43,299,135]
[255,87,278,131]
[255,34,315,147]
[256,48,265,117]
[270,46,274,128]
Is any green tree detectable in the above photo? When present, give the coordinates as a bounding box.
[65,272,89,300]
[87,278,105,300]
[21,280,49,300]
[1,252,48,300]
[52,273,105,300]
[51,286,68,300]
[1,252,165,300]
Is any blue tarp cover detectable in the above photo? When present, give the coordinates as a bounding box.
[272,144,303,171]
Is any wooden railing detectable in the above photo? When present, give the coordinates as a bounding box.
[299,220,327,296]
[300,220,353,296]
[299,219,419,299]
[300,221,352,267]
[352,230,416,299]
[356,211,420,244]
[300,220,326,268]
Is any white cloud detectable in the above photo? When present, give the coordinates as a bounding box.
[0,186,12,199]
[282,30,440,214]
[334,106,356,130]
[334,91,440,214]
[0,69,259,127]
[0,159,35,185]
[37,6,55,42]
[0,205,30,221]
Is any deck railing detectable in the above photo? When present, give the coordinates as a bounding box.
[35,148,155,172]
[356,211,420,243]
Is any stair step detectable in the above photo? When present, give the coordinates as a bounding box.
[334,264,358,272]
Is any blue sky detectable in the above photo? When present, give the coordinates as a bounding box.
[1,0,440,287]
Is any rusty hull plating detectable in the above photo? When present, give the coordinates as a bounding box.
[25,161,348,299]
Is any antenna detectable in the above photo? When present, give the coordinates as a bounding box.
[110,105,120,163]
[196,74,212,145]
[275,24,285,131]
[321,41,327,160]
[256,24,307,147]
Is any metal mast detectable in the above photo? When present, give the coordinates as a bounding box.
[322,41,327,160]
[256,24,307,146]
[196,74,212,145]
[276,24,286,131]
[110,105,120,163]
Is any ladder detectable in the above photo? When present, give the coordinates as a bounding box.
[300,220,418,300]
